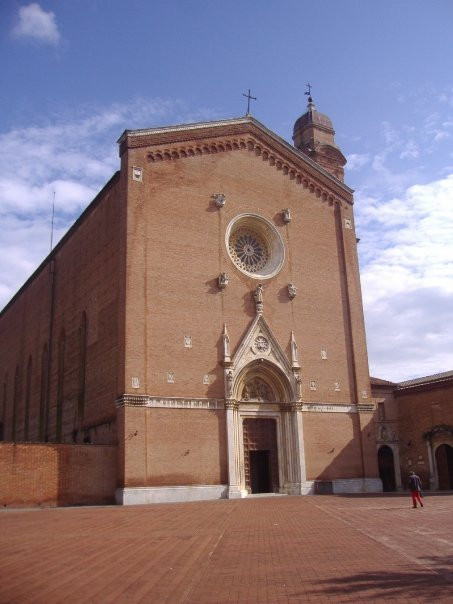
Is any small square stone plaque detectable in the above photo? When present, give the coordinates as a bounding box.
[132,166,143,181]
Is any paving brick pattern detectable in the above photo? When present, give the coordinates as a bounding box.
[1,495,452,603]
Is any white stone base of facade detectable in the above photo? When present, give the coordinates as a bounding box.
[228,486,248,499]
[282,482,310,495]
[300,481,316,495]
[332,478,383,494]
[116,478,383,505]
[116,484,228,505]
[300,478,383,495]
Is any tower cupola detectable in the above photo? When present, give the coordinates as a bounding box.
[293,96,347,181]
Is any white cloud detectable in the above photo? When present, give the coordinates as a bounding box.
[433,131,449,142]
[346,153,369,170]
[356,174,453,381]
[12,3,60,45]
[399,140,419,160]
[381,121,400,147]
[0,98,220,311]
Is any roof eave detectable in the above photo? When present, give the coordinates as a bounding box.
[117,115,354,196]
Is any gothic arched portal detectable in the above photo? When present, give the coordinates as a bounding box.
[225,359,306,498]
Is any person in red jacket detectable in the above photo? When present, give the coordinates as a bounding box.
[409,471,423,508]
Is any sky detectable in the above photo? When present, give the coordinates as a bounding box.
[0,0,452,382]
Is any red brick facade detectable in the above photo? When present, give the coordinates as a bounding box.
[1,109,391,505]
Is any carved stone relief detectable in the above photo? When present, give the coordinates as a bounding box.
[376,423,398,442]
[287,283,297,299]
[212,193,226,208]
[282,208,292,223]
[241,377,275,402]
[253,335,269,354]
[253,284,264,314]
[218,272,229,289]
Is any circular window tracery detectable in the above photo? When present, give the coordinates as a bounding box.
[225,214,284,279]
[229,228,269,273]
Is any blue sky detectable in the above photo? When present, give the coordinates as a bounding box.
[1,0,452,381]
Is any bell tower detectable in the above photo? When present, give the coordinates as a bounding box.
[293,94,347,182]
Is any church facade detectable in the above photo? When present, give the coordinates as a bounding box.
[1,101,385,504]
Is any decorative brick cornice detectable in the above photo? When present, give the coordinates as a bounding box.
[116,394,224,409]
[116,394,149,407]
[303,403,358,413]
[357,403,375,413]
[120,117,353,205]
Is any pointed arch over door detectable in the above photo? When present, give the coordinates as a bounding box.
[234,358,292,403]
[226,358,306,498]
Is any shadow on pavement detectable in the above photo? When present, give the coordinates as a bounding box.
[296,555,453,600]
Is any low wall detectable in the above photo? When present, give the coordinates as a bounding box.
[0,442,118,507]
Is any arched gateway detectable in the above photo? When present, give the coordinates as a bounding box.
[377,445,396,491]
[435,444,453,490]
[223,314,307,498]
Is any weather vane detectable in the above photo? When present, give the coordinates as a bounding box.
[242,89,257,115]
[305,82,312,97]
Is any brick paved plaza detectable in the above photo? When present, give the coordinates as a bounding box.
[1,494,452,603]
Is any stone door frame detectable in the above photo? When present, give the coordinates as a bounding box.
[226,401,306,498]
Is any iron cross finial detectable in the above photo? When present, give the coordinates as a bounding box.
[242,89,257,115]
[305,82,312,97]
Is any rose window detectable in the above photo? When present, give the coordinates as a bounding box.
[225,214,285,279]
[229,228,269,273]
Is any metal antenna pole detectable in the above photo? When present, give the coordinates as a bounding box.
[50,190,55,252]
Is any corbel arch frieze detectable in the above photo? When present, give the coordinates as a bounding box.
[145,136,350,208]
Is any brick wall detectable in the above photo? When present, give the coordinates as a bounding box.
[303,411,373,480]
[118,406,227,488]
[396,380,453,489]
[0,174,125,446]
[0,442,117,507]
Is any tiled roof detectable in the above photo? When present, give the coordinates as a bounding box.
[397,370,453,390]
[370,376,397,386]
